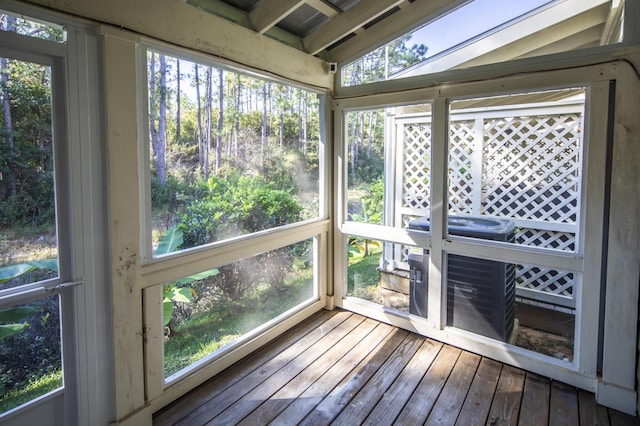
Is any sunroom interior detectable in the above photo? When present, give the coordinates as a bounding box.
[0,0,638,424]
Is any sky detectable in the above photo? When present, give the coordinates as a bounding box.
[408,0,554,60]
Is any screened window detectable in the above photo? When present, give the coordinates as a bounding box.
[146,50,324,258]
[342,0,624,86]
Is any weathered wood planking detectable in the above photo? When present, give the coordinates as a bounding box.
[394,344,461,425]
[456,357,503,426]
[154,309,339,426]
[153,309,639,426]
[519,373,551,426]
[486,365,526,426]
[205,312,365,425]
[236,318,381,425]
[549,381,580,426]
[425,351,482,425]
[363,338,443,424]
[270,321,397,425]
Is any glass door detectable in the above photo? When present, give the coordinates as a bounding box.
[0,19,80,423]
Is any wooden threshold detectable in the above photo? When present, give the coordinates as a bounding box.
[153,309,639,426]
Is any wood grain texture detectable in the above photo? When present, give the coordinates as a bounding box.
[152,309,639,426]
[519,373,551,426]
[486,365,526,426]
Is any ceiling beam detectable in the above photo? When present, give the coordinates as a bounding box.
[306,0,340,17]
[250,0,306,34]
[303,0,405,56]
[326,0,469,64]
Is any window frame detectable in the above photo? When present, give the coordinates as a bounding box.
[137,41,332,409]
[333,63,612,392]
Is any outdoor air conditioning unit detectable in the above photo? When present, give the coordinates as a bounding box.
[408,215,516,342]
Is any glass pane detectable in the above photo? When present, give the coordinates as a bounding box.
[342,0,624,86]
[0,57,59,289]
[346,104,432,228]
[0,296,63,414]
[147,50,322,256]
[164,239,316,379]
[447,88,585,254]
[445,254,575,362]
[347,236,416,315]
[0,11,66,43]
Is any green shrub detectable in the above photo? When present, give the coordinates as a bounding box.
[178,175,302,248]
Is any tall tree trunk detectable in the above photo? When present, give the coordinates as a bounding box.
[148,52,159,177]
[350,112,358,173]
[1,60,15,197]
[204,67,212,178]
[1,16,16,198]
[216,68,224,172]
[157,54,168,186]
[366,111,375,158]
[195,64,204,172]
[261,82,267,161]
[301,92,308,153]
[234,75,241,158]
[175,59,181,144]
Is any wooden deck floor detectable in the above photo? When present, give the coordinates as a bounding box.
[154,309,639,426]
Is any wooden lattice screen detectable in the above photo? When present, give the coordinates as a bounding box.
[390,101,584,308]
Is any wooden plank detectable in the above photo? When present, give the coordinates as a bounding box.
[424,351,481,425]
[519,373,551,426]
[549,381,579,426]
[609,409,640,426]
[486,365,526,426]
[173,310,354,425]
[324,332,425,425]
[153,309,337,425]
[577,390,610,426]
[394,345,462,425]
[298,328,410,425]
[455,358,503,426]
[206,313,366,424]
[237,318,381,425]
[268,321,396,425]
[363,338,443,424]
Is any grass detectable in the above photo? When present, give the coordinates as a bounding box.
[0,370,62,414]
[347,239,383,300]
[164,268,314,377]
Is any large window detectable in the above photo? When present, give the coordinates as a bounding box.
[146,50,323,258]
[143,48,327,387]
[342,0,624,86]
[337,74,608,391]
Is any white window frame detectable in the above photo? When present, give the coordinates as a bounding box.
[334,63,614,399]
[135,42,332,412]
[0,2,109,425]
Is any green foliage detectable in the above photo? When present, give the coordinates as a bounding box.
[153,226,219,326]
[178,174,302,248]
[343,34,428,85]
[361,177,384,225]
[0,57,56,231]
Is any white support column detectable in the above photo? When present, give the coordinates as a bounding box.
[427,98,449,329]
[102,28,150,425]
[597,63,640,415]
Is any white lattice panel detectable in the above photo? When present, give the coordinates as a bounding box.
[517,265,574,297]
[481,114,581,223]
[401,124,432,210]
[393,107,584,306]
[448,120,475,215]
